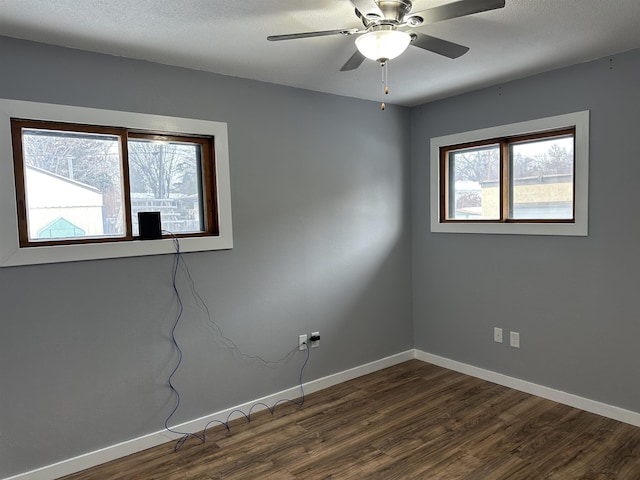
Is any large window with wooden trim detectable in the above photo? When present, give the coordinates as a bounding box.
[430,111,589,236]
[11,119,217,246]
[0,99,233,267]
[441,128,575,223]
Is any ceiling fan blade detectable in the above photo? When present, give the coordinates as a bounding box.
[410,0,505,25]
[409,32,469,59]
[340,50,367,71]
[267,28,359,41]
[349,0,383,18]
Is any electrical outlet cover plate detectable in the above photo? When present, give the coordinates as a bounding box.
[494,327,503,343]
[510,331,520,348]
[299,334,307,350]
[310,331,320,348]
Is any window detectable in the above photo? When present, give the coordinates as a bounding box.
[12,120,217,246]
[0,99,232,266]
[441,128,575,223]
[430,111,589,236]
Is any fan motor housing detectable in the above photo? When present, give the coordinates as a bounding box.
[375,0,413,23]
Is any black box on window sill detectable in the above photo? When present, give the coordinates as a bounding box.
[138,212,162,240]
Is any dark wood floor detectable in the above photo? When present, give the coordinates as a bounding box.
[61,360,640,479]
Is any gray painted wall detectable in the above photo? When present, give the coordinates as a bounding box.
[412,49,640,413]
[3,31,639,479]
[0,37,413,478]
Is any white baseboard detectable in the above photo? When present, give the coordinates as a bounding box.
[4,350,414,480]
[8,348,639,480]
[414,349,640,428]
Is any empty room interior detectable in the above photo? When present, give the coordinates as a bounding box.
[1,1,640,479]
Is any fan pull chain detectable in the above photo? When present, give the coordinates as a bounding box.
[380,60,390,111]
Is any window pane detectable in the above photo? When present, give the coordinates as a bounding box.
[21,129,124,241]
[448,145,500,220]
[128,139,204,236]
[510,135,574,220]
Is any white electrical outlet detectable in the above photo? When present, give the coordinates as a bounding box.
[310,331,320,348]
[510,331,520,348]
[298,334,307,351]
[494,327,503,343]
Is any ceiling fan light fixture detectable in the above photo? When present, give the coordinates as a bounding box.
[355,30,411,61]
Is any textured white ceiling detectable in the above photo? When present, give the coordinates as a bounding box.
[0,0,639,106]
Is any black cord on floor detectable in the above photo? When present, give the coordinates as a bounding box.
[162,233,311,451]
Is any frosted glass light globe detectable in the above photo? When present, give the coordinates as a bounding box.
[355,30,412,61]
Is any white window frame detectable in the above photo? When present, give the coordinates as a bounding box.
[430,111,589,236]
[0,99,233,267]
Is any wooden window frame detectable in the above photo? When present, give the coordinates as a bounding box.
[11,119,219,248]
[440,128,576,224]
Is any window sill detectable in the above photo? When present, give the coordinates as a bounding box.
[430,221,586,236]
[1,235,233,267]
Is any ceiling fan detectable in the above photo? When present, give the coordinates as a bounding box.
[267,0,506,72]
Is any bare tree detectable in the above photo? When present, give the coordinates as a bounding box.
[22,132,120,191]
[513,143,573,179]
[128,140,196,198]
[452,147,500,183]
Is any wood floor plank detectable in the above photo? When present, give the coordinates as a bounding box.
[60,360,640,479]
